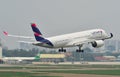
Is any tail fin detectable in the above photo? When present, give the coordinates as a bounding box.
[31,23,43,41]
[31,23,42,36]
[31,23,53,46]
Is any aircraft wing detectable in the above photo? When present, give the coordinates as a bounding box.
[18,41,43,46]
[3,31,34,39]
[68,38,95,46]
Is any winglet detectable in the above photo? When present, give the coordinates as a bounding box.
[105,33,113,39]
[110,33,113,38]
[3,31,8,36]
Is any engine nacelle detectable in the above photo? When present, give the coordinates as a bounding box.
[91,40,104,48]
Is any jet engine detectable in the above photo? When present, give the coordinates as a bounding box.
[91,40,104,48]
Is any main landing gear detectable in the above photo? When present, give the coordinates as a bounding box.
[76,45,84,53]
[58,45,84,53]
[58,48,66,52]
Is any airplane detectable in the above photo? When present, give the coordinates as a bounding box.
[3,23,113,52]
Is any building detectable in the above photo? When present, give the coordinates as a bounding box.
[40,54,65,63]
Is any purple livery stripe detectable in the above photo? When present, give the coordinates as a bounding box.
[31,23,53,46]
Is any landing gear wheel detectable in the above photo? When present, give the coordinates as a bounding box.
[76,45,84,53]
[81,50,84,53]
[58,48,66,52]
[63,49,66,52]
[76,49,84,52]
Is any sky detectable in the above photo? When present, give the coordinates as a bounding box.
[0,0,120,49]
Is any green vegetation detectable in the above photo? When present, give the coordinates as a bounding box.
[37,70,120,75]
[1,64,120,76]
[38,76,62,77]
[0,72,31,77]
[0,72,62,77]
[1,64,120,70]
[0,67,22,69]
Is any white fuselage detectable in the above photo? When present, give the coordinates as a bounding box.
[36,29,109,48]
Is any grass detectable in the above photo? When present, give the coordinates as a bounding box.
[0,72,62,77]
[38,76,62,77]
[1,65,120,70]
[0,72,31,77]
[1,64,120,76]
[36,70,120,75]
